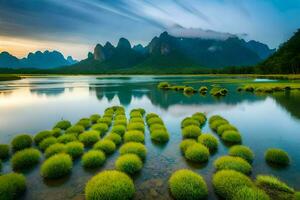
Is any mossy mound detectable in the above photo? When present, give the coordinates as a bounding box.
[146,113,159,121]
[85,170,135,200]
[124,131,145,143]
[39,137,58,151]
[65,125,85,135]
[192,112,207,126]
[181,117,200,128]
[52,128,62,137]
[79,130,100,146]
[184,86,197,94]
[11,134,33,151]
[66,142,84,159]
[0,144,10,159]
[232,187,270,200]
[209,115,226,124]
[45,143,66,158]
[57,134,77,144]
[81,150,106,168]
[182,125,201,139]
[179,139,197,153]
[199,86,208,93]
[198,134,218,152]
[0,173,26,200]
[106,133,122,145]
[111,125,126,136]
[97,117,112,126]
[114,119,127,126]
[216,124,237,136]
[76,118,91,129]
[150,129,169,143]
[229,145,254,163]
[91,123,109,136]
[221,130,242,144]
[169,169,208,200]
[119,142,147,160]
[147,117,163,126]
[54,120,71,130]
[214,156,252,174]
[210,119,228,131]
[115,154,143,175]
[158,82,170,89]
[127,123,145,132]
[93,139,116,155]
[34,130,53,145]
[149,124,166,132]
[129,117,144,124]
[11,148,41,170]
[90,114,101,124]
[185,143,210,163]
[265,148,290,166]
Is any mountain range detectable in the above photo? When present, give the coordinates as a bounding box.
[0,50,77,69]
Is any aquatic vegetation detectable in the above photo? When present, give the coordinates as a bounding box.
[52,128,62,137]
[11,134,33,151]
[34,130,53,144]
[124,130,145,143]
[210,87,229,97]
[169,169,208,200]
[182,125,201,139]
[0,173,26,200]
[146,113,159,121]
[149,124,166,132]
[185,143,210,163]
[41,153,73,179]
[97,117,112,127]
[91,123,109,136]
[130,111,142,118]
[111,125,126,136]
[119,142,147,160]
[79,130,100,146]
[127,123,145,132]
[213,170,253,199]
[85,170,135,200]
[57,134,77,144]
[244,85,255,92]
[115,154,143,175]
[53,120,71,130]
[65,125,85,135]
[11,148,41,170]
[93,139,116,155]
[158,82,170,89]
[265,148,290,166]
[209,115,226,125]
[106,133,122,145]
[221,130,242,144]
[0,144,10,159]
[129,117,144,123]
[65,141,84,159]
[76,118,91,129]
[150,129,169,143]
[229,145,255,163]
[114,119,127,126]
[38,137,58,151]
[115,115,127,121]
[179,139,197,153]
[232,187,270,200]
[210,119,228,131]
[198,134,218,152]
[45,143,66,158]
[192,112,207,126]
[81,150,106,168]
[90,114,101,124]
[181,117,200,128]
[147,117,163,126]
[214,156,252,174]
[217,124,237,136]
[183,86,197,94]
[199,86,208,94]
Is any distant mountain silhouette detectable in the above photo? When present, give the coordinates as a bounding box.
[0,50,77,69]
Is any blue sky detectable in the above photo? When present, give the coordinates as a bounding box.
[0,0,299,59]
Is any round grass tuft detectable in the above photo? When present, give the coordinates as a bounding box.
[169,169,208,200]
[41,153,73,179]
[76,118,91,129]
[179,139,197,153]
[85,170,135,200]
[181,117,200,128]
[265,148,290,166]
[229,145,254,163]
[185,143,210,163]
[184,86,196,94]
[150,129,169,143]
[11,148,41,170]
[232,187,270,200]
[106,133,122,145]
[66,141,84,159]
[93,139,116,155]
[34,130,53,145]
[91,123,109,136]
[192,112,207,126]
[57,134,77,144]
[39,137,57,151]
[90,114,101,124]
[45,143,66,158]
[209,115,226,124]
[0,173,26,200]
[147,117,163,126]
[214,156,252,174]
[217,124,237,136]
[119,142,147,160]
[127,123,145,132]
[111,125,126,136]
[0,144,10,159]
[79,130,100,146]
[115,154,143,175]
[149,124,166,132]
[52,128,62,137]
[65,125,85,135]
[54,120,71,130]
[182,125,201,139]
[81,150,106,168]
[222,130,242,144]
[97,117,112,126]
[124,130,145,143]
[11,134,33,151]
[210,119,228,131]
[114,119,127,126]
[146,113,159,121]
[198,134,218,152]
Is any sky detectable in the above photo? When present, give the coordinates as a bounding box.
[0,0,299,60]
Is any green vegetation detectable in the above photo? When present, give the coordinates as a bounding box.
[41,153,73,179]
[184,86,197,94]
[52,128,62,137]
[91,123,109,136]
[149,124,166,132]
[93,139,116,155]
[111,125,126,136]
[217,124,237,136]
[0,173,26,200]
[214,156,252,174]
[210,87,229,97]
[119,142,147,160]
[115,154,143,175]
[39,137,57,151]
[221,130,242,144]
[192,112,207,126]
[90,114,101,124]
[81,150,106,168]
[150,129,169,143]
[66,142,84,159]
[158,82,170,89]
[210,119,228,131]
[124,130,145,143]
[185,143,210,163]
[181,117,200,128]
[0,144,10,159]
[79,130,100,146]
[179,139,197,153]
[11,134,33,151]
[198,134,218,153]
[229,145,254,163]
[11,148,41,170]
[54,120,71,130]
[265,148,290,166]
[232,187,270,200]
[127,123,145,132]
[45,143,66,158]
[114,119,127,126]
[147,117,163,126]
[85,170,135,200]
[57,134,77,144]
[106,133,122,145]
[97,117,112,126]
[65,125,85,135]
[182,125,201,139]
[146,113,159,121]
[0,74,22,81]
[199,86,208,94]
[169,169,208,200]
[76,118,91,129]
[34,130,53,144]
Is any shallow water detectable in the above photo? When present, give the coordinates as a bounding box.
[0,75,300,200]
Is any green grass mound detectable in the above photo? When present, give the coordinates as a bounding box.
[181,117,200,128]
[179,139,197,153]
[232,187,270,200]
[79,130,100,146]
[184,86,196,94]
[82,150,106,168]
[147,117,163,126]
[265,148,290,166]
[11,134,33,151]
[214,156,252,174]
[124,131,145,143]
[106,133,122,145]
[114,119,127,126]
[185,143,210,163]
[90,114,101,124]
[85,170,135,200]
[65,125,85,135]
[66,142,84,159]
[45,143,66,158]
[213,170,253,199]
[54,120,71,130]
[256,175,295,200]
[52,128,62,137]
[97,117,112,126]
[115,154,143,175]
[221,130,242,144]
[57,134,77,144]
[182,125,201,139]
[91,123,109,136]
[229,145,254,163]
[209,115,226,124]
[127,123,145,132]
[93,139,116,155]
[41,153,72,179]
[0,173,26,200]
[129,117,144,124]
[149,124,166,132]
[192,112,207,126]
[295,192,300,200]
[34,130,53,145]
[130,111,142,118]
[158,82,170,89]
[210,88,228,97]
[198,134,218,152]
[199,86,208,93]
[39,137,58,151]
[146,113,159,121]
[115,115,126,121]
[210,119,228,131]
[169,169,208,200]
[111,125,126,136]
[150,129,169,143]
[0,144,10,159]
[11,148,41,170]
[217,124,237,136]
[76,118,91,129]
[119,142,147,160]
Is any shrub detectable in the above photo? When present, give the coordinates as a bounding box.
[185,143,210,163]
[209,115,225,124]
[111,125,126,136]
[199,86,208,93]
[149,124,166,132]
[90,114,101,124]
[146,113,159,121]
[198,134,218,152]
[76,118,91,129]
[124,131,145,143]
[11,148,41,170]
[192,112,207,126]
[34,130,53,144]
[232,187,270,200]
[0,173,26,200]
[265,148,290,166]
[217,124,237,136]
[97,117,112,126]
[45,143,66,158]
[150,129,169,143]
[91,123,109,137]
[66,142,84,159]
[222,130,242,144]
[57,134,77,144]
[229,145,254,163]
[184,86,196,94]
[85,170,135,200]
[130,111,142,118]
[181,117,200,128]
[114,119,127,126]
[93,139,116,155]
[214,156,252,174]
[115,154,143,175]
[41,153,72,179]
[79,131,100,146]
[127,123,145,132]
[0,144,9,159]
[179,139,197,153]
[11,134,33,151]
[169,169,208,200]
[81,150,106,168]
[244,85,255,92]
[256,175,294,200]
[182,125,201,139]
[106,133,122,145]
[129,118,144,124]
[158,82,170,89]
[54,120,71,130]
[115,115,126,121]
[65,125,85,135]
[39,137,58,151]
[52,128,62,137]
[119,142,147,160]
[213,170,253,199]
[147,117,163,126]
[210,119,228,131]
